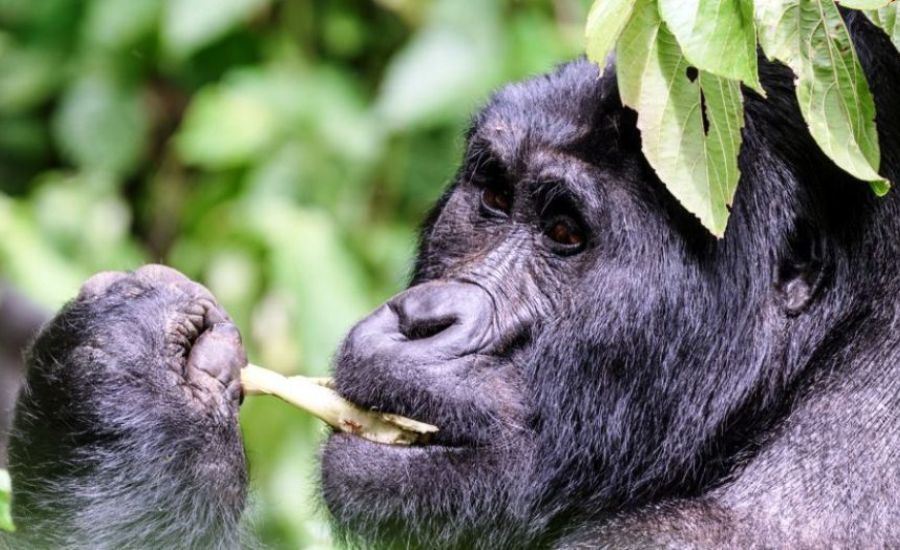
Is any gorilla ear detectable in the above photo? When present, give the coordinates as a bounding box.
[774,221,826,315]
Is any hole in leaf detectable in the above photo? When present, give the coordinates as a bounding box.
[700,89,710,135]
[686,66,698,82]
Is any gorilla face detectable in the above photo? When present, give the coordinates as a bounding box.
[321,59,756,547]
[321,50,850,546]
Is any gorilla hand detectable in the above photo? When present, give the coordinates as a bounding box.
[6,265,248,549]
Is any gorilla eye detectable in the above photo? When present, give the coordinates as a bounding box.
[481,185,512,216]
[545,217,585,250]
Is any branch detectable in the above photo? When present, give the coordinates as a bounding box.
[241,364,438,445]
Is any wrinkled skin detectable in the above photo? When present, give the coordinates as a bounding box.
[4,11,900,550]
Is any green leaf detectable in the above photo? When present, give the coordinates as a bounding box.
[83,0,160,49]
[0,194,88,309]
[31,172,144,272]
[176,80,278,169]
[618,0,744,236]
[865,4,900,52]
[375,0,502,130]
[161,0,269,58]
[585,0,637,71]
[838,0,894,8]
[0,45,63,114]
[758,0,889,193]
[242,200,371,374]
[1,469,14,533]
[51,74,147,175]
[659,0,763,93]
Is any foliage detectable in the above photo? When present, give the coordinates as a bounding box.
[864,3,900,50]
[0,0,585,546]
[587,0,899,236]
[617,0,744,234]
[0,469,12,533]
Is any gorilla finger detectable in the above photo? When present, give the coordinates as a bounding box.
[134,264,192,286]
[186,322,247,387]
[203,301,232,327]
[134,264,231,325]
[136,265,217,305]
[78,271,129,300]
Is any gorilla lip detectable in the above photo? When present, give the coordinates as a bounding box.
[240,363,439,445]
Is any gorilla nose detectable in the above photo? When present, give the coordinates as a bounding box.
[348,281,495,360]
[393,282,493,345]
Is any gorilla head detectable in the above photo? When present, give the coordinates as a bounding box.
[321,12,900,544]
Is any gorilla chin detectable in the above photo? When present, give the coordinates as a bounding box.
[321,432,535,548]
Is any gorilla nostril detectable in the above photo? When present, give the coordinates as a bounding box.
[389,281,493,347]
[349,282,494,359]
[402,316,456,341]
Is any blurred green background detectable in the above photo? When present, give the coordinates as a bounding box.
[0,0,586,546]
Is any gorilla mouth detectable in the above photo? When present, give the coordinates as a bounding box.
[241,363,439,445]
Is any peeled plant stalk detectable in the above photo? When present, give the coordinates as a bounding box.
[241,363,438,445]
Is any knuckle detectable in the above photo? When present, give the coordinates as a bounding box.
[74,266,234,359]
[134,264,190,284]
[77,271,129,300]
[131,264,219,308]
[209,322,243,344]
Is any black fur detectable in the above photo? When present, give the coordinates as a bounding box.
[3,267,248,549]
[328,10,900,548]
[4,11,900,550]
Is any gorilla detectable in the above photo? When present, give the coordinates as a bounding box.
[3,11,900,550]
